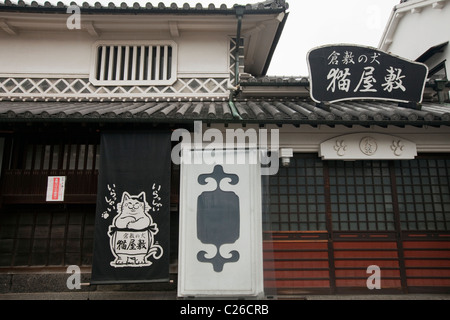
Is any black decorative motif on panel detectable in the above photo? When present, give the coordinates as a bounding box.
[196,165,240,272]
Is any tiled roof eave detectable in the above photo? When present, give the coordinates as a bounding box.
[1,115,449,129]
[0,100,449,127]
[0,1,287,15]
[1,119,449,131]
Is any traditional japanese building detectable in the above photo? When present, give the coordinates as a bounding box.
[0,0,449,298]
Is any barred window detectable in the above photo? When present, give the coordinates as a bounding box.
[21,143,99,171]
[90,41,178,86]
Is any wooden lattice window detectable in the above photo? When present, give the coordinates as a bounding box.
[266,154,327,231]
[328,160,395,231]
[7,139,99,172]
[1,134,99,204]
[266,154,450,233]
[19,143,99,171]
[90,41,178,86]
[395,157,450,231]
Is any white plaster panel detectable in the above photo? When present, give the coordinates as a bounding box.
[178,149,264,298]
[319,132,417,160]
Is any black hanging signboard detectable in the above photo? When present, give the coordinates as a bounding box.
[91,132,171,284]
[307,44,428,104]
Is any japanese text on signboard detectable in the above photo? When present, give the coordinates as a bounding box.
[307,45,428,103]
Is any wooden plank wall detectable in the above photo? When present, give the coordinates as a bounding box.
[264,240,331,294]
[263,232,450,294]
[333,240,402,292]
[403,240,450,292]
[263,232,331,295]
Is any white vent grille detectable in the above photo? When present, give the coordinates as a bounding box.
[90,41,177,86]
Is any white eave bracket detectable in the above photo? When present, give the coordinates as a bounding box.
[0,19,18,36]
[83,21,100,37]
[432,0,446,10]
[169,21,179,38]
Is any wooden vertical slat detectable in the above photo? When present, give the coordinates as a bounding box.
[163,45,169,80]
[148,46,153,80]
[30,144,37,171]
[155,46,161,80]
[99,45,106,81]
[131,45,137,81]
[107,46,114,81]
[123,46,130,81]
[77,144,86,171]
[323,161,337,293]
[115,46,122,80]
[139,46,145,81]
[389,160,409,292]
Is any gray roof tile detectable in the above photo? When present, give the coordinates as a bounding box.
[0,0,288,13]
[0,100,449,126]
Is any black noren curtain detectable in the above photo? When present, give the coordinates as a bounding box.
[91,132,171,284]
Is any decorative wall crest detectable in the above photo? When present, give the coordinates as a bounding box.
[320,133,417,160]
[391,140,405,156]
[359,136,378,156]
[334,140,347,156]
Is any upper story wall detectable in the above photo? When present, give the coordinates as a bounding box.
[379,0,450,79]
[0,2,287,101]
[0,12,235,100]
[0,30,230,77]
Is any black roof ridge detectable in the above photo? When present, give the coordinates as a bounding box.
[240,75,450,88]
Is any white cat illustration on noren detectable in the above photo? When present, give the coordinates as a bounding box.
[108,191,163,268]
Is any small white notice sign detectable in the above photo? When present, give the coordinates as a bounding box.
[46,176,66,202]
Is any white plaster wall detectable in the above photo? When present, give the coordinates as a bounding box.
[209,123,450,154]
[385,1,450,71]
[0,30,230,77]
[177,32,229,76]
[0,32,92,75]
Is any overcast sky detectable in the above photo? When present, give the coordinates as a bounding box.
[269,0,400,76]
[46,0,400,76]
